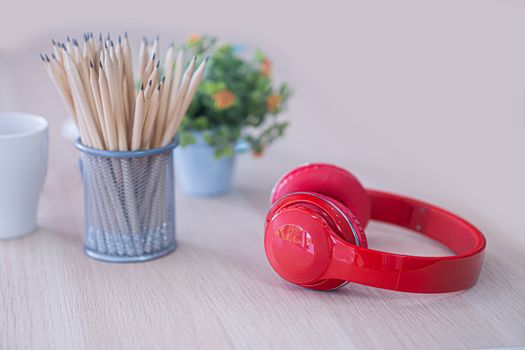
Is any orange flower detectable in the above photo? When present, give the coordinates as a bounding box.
[213,90,236,110]
[186,34,202,45]
[261,57,272,77]
[266,95,281,113]
[253,147,265,158]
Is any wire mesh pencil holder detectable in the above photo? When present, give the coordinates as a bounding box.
[76,139,178,263]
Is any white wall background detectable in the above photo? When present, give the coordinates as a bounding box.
[1,0,524,249]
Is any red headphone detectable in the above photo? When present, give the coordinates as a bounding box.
[264,164,486,293]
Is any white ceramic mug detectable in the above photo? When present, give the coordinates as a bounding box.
[0,112,48,239]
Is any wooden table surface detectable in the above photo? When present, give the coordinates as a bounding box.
[1,32,525,350]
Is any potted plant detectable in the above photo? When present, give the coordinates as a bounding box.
[175,35,292,196]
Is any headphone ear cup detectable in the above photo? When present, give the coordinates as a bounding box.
[271,163,371,227]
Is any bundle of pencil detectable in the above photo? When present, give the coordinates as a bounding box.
[40,32,207,151]
[40,33,206,257]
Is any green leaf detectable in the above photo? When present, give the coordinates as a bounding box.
[179,131,197,147]
[203,131,214,144]
[192,116,209,130]
[214,144,234,159]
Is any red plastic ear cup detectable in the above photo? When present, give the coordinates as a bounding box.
[265,192,368,291]
[271,164,372,227]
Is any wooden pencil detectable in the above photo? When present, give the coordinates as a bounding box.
[131,85,145,151]
[88,61,109,144]
[138,37,148,80]
[98,62,118,150]
[167,49,184,116]
[63,52,104,149]
[156,44,174,142]
[161,56,196,146]
[142,82,161,149]
[179,57,208,122]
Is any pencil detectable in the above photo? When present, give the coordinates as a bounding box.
[167,48,184,116]
[64,52,104,149]
[89,61,109,144]
[98,62,118,150]
[161,56,196,146]
[179,57,208,122]
[131,85,145,151]
[142,82,161,149]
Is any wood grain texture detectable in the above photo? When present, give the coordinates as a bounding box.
[1,24,525,349]
[0,111,523,350]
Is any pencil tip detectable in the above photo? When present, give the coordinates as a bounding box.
[89,60,94,68]
[99,61,103,69]
[156,34,160,41]
[99,33,103,41]
[110,40,114,47]
[152,53,156,60]
[156,60,160,68]
[51,53,56,60]
[124,31,128,38]
[44,54,50,62]
[148,79,152,86]
[157,83,161,90]
[51,39,56,45]
[39,53,45,61]
[141,82,144,90]
[118,36,122,44]
[73,39,79,46]
[162,75,166,82]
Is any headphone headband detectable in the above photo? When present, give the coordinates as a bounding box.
[326,190,486,293]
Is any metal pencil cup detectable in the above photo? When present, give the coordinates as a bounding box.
[76,139,178,262]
